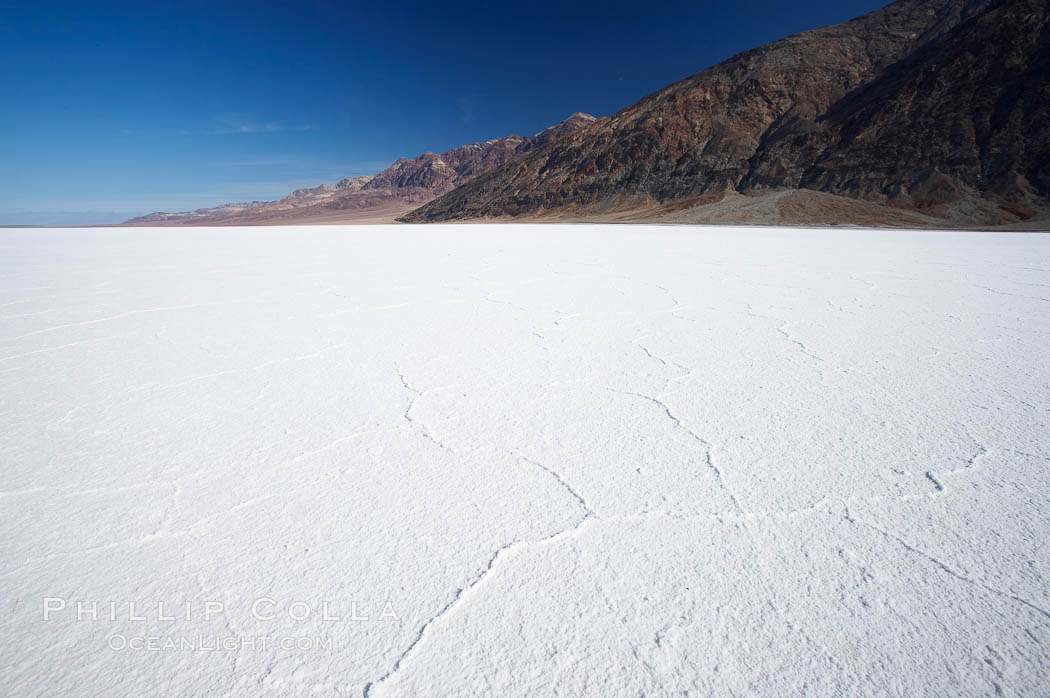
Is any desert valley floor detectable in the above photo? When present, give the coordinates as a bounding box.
[1,224,1048,695]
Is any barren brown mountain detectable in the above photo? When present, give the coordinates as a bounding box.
[403,0,1050,227]
[125,113,597,225]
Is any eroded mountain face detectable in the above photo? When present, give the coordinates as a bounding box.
[757,0,1050,221]
[405,0,1048,226]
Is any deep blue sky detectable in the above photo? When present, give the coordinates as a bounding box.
[1,0,885,224]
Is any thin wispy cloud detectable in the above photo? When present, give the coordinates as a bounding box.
[183,117,317,136]
[110,119,318,137]
[455,92,492,126]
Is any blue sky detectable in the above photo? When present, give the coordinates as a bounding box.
[1,0,885,224]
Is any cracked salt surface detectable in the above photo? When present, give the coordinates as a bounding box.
[1,224,1048,696]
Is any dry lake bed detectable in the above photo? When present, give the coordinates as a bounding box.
[2,224,1048,695]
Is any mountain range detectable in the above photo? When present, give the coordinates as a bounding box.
[125,113,598,225]
[128,0,1049,229]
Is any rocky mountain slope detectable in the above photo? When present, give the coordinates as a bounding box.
[125,113,596,225]
[403,0,1049,227]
